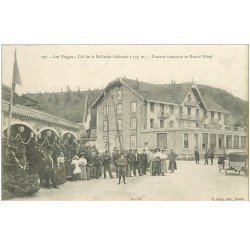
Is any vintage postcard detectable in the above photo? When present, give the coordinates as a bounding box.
[1,44,249,201]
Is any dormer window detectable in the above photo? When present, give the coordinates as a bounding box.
[170,105,174,115]
[150,102,155,112]
[117,89,122,101]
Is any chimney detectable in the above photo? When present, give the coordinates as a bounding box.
[135,78,139,90]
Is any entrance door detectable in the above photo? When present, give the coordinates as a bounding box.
[157,133,167,148]
[226,135,232,148]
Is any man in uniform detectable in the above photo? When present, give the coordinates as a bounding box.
[140,148,148,175]
[87,151,95,179]
[204,149,209,165]
[103,150,113,179]
[194,147,200,164]
[126,149,134,177]
[209,147,215,165]
[117,152,128,184]
[112,148,120,178]
[93,151,102,179]
[133,149,142,176]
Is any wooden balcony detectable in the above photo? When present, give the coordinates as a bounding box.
[157,111,171,118]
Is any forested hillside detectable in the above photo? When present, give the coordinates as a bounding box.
[27,84,248,128]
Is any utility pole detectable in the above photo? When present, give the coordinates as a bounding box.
[104,90,110,154]
[111,94,122,152]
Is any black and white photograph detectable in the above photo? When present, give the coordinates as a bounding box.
[1,45,248,201]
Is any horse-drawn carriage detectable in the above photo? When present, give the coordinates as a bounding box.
[218,149,248,176]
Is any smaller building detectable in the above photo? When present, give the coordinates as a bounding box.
[2,84,81,140]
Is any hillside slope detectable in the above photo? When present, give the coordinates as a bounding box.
[27,84,248,128]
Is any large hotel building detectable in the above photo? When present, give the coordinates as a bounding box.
[91,78,247,157]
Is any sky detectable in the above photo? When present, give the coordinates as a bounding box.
[2,45,248,100]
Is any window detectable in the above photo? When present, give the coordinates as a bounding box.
[210,134,216,148]
[179,107,183,117]
[211,111,214,122]
[218,112,221,120]
[117,89,122,100]
[160,103,164,112]
[169,121,174,128]
[170,105,174,115]
[150,119,154,128]
[226,135,232,148]
[130,101,137,113]
[103,120,108,132]
[234,135,239,148]
[204,110,207,118]
[184,133,189,149]
[160,119,164,128]
[241,136,246,149]
[188,107,191,118]
[130,135,137,150]
[130,118,137,130]
[150,102,155,112]
[144,142,148,146]
[196,109,199,119]
[187,94,192,101]
[194,134,198,148]
[218,135,224,149]
[202,133,208,149]
[117,119,122,131]
[103,105,109,116]
[116,103,122,114]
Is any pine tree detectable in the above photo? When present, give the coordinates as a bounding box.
[65,85,72,104]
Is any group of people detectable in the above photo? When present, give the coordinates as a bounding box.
[5,126,180,188]
[194,147,215,165]
[38,146,180,187]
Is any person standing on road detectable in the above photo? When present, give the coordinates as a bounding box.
[57,151,66,184]
[79,152,87,180]
[112,148,120,178]
[126,149,134,177]
[141,148,148,175]
[153,148,162,176]
[194,147,200,164]
[71,155,81,181]
[168,149,178,173]
[44,150,60,189]
[204,150,209,165]
[209,147,215,165]
[161,149,168,175]
[103,150,113,179]
[133,149,142,176]
[93,152,102,179]
[117,152,128,184]
[86,152,94,180]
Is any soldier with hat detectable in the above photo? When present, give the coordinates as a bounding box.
[126,149,134,177]
[112,148,120,178]
[102,150,113,179]
[93,151,102,179]
[117,152,128,184]
[141,148,148,175]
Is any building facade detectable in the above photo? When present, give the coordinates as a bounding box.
[92,78,247,157]
[2,85,81,140]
